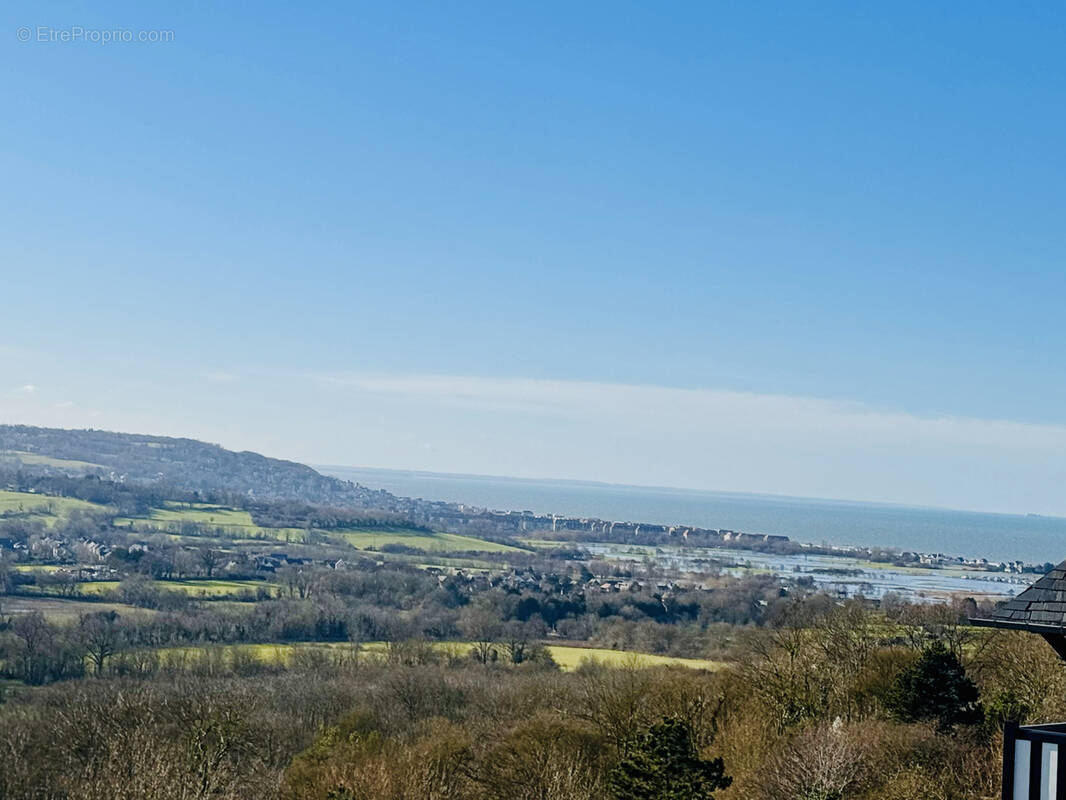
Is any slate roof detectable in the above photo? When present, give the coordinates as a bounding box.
[971,560,1066,633]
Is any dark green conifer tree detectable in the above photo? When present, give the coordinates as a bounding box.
[887,640,983,731]
[607,716,731,800]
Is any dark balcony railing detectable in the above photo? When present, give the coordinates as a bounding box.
[1004,721,1066,799]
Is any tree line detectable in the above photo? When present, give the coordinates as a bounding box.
[0,596,1044,799]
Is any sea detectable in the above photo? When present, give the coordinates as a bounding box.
[317,466,1066,566]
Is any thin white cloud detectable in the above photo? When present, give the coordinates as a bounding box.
[203,371,239,384]
[14,384,37,395]
[315,373,580,415]
[2,362,1064,515]
[299,371,1066,515]
[315,371,1066,451]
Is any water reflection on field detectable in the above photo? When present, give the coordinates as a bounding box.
[584,543,1029,601]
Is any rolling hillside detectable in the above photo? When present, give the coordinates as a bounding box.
[0,425,399,509]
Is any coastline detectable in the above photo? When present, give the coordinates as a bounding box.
[318,465,1046,599]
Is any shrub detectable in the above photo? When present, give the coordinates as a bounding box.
[886,642,982,732]
[606,716,731,800]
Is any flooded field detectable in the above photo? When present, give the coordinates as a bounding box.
[584,543,1029,601]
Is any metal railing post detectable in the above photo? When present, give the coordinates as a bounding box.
[1004,721,1018,800]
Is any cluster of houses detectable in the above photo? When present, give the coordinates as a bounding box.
[422,565,688,598]
[399,500,791,548]
[901,551,1032,573]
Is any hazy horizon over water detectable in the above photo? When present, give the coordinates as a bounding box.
[318,465,1066,565]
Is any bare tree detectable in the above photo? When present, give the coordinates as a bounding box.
[277,566,317,599]
[199,548,223,579]
[11,612,57,684]
[502,620,532,664]
[756,721,867,800]
[79,611,123,674]
[459,606,501,664]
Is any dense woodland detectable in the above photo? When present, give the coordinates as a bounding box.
[0,594,1050,800]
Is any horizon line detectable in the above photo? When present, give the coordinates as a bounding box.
[314,462,1063,523]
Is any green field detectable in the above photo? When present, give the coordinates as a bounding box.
[0,490,103,522]
[115,503,519,554]
[114,502,306,541]
[147,640,722,672]
[152,641,355,663]
[519,538,570,548]
[0,595,156,622]
[0,451,105,471]
[139,502,259,527]
[332,529,526,554]
[5,491,522,556]
[543,645,722,671]
[118,502,283,532]
[59,578,277,599]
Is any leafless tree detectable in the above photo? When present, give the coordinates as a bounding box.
[78,611,123,674]
[199,548,223,579]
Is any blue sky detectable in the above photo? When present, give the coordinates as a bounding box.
[3,2,1066,513]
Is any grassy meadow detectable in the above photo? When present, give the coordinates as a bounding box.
[1,487,524,556]
[542,644,723,671]
[112,501,523,554]
[67,578,277,599]
[142,640,723,672]
[331,529,526,554]
[0,451,105,471]
[114,502,305,541]
[0,595,156,622]
[0,490,102,521]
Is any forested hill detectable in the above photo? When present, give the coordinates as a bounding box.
[0,425,398,508]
